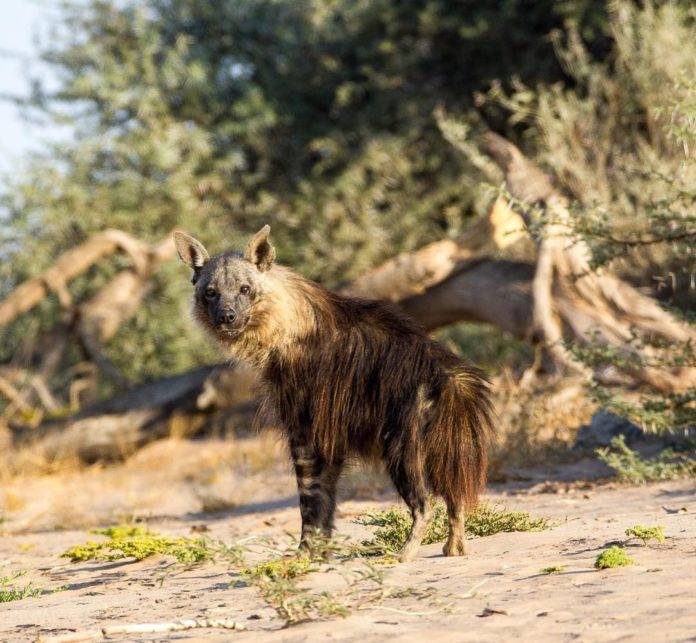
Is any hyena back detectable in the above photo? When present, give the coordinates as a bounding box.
[174,226,494,562]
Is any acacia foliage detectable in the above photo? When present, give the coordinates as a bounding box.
[483,1,696,282]
[0,0,606,382]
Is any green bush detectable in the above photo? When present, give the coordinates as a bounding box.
[474,1,696,435]
[61,524,242,565]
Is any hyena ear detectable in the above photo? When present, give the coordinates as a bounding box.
[174,232,210,283]
[244,224,276,272]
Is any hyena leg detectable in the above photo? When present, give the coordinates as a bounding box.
[388,460,431,563]
[290,440,343,551]
[316,460,344,538]
[442,496,467,557]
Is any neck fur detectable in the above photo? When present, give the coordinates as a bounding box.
[225,266,320,368]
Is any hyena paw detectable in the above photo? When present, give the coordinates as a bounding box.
[442,538,467,557]
[298,534,334,560]
[398,541,421,563]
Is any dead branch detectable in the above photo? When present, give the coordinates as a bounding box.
[38,619,245,643]
[11,364,258,462]
[0,230,170,327]
[0,374,33,416]
[0,233,176,411]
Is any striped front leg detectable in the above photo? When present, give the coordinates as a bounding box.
[290,440,344,549]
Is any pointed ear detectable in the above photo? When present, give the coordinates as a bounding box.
[244,224,276,272]
[174,232,210,282]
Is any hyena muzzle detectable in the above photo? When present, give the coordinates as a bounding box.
[174,226,494,562]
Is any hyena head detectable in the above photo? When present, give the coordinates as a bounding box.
[173,225,276,346]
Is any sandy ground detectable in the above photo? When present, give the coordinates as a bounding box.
[1,437,695,643]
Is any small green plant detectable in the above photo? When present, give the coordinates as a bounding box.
[625,524,666,546]
[252,575,349,624]
[0,583,41,602]
[0,572,42,603]
[355,501,550,552]
[465,503,550,537]
[234,542,426,627]
[240,555,316,581]
[255,556,439,626]
[354,506,424,552]
[61,524,243,565]
[596,436,695,483]
[236,552,350,624]
[594,546,635,570]
[540,565,566,574]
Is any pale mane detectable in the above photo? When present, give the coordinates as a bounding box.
[225,265,322,367]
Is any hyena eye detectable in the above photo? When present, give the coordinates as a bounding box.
[204,287,216,299]
[240,285,251,295]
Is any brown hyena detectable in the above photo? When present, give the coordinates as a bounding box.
[174,226,493,562]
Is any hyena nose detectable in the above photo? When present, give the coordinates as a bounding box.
[215,310,236,326]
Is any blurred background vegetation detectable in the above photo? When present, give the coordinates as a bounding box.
[1,0,613,382]
[0,0,693,438]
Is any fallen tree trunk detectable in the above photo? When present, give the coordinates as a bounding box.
[343,197,527,302]
[10,365,258,462]
[399,259,535,337]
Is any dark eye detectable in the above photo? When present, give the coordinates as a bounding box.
[240,285,251,295]
[204,287,216,299]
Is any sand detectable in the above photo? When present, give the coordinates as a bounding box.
[0,438,694,642]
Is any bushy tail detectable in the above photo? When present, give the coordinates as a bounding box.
[425,364,494,509]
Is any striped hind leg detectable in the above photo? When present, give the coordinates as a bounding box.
[442,495,467,557]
